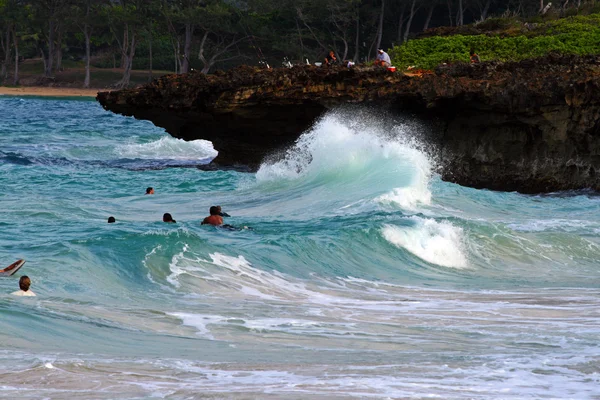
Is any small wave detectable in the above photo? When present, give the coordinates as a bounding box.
[382,217,468,268]
[116,137,217,161]
[507,218,595,233]
[0,152,33,166]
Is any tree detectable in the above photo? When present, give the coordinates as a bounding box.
[195,1,249,73]
[70,0,106,88]
[29,0,73,77]
[105,0,146,88]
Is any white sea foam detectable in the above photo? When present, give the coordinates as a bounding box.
[382,217,468,268]
[116,136,217,160]
[168,313,228,340]
[507,218,594,233]
[166,244,191,288]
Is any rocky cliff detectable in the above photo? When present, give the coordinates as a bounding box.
[97,54,600,193]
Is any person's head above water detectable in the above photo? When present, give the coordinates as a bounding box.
[108,216,116,223]
[163,213,176,223]
[202,206,224,226]
[19,276,31,291]
[145,187,154,195]
[216,205,230,217]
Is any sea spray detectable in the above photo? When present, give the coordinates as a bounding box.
[116,136,217,161]
[256,112,434,212]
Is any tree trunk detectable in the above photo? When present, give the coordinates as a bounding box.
[45,19,55,77]
[84,27,91,88]
[375,0,385,54]
[118,32,136,88]
[341,37,348,61]
[295,18,305,62]
[120,27,129,69]
[423,3,435,31]
[55,25,63,72]
[12,29,19,86]
[457,0,464,26]
[182,23,193,73]
[353,14,360,62]
[481,0,491,20]
[397,6,405,43]
[148,34,153,80]
[403,0,417,42]
[446,0,453,27]
[540,0,544,12]
[40,48,47,75]
[198,31,210,73]
[1,27,10,83]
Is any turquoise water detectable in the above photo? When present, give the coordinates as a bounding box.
[1,96,599,398]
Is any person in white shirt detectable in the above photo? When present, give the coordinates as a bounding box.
[12,276,36,297]
[374,49,391,67]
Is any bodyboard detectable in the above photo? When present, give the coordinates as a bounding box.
[0,259,25,277]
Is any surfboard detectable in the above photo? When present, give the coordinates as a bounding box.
[0,259,25,277]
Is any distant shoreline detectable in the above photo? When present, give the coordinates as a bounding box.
[0,86,102,98]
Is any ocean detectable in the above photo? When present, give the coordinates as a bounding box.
[0,96,599,399]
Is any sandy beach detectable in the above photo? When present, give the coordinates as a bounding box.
[0,86,102,98]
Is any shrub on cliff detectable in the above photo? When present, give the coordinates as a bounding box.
[390,13,600,70]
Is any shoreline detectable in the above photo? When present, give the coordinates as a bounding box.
[0,86,102,98]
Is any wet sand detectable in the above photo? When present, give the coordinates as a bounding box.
[0,86,101,98]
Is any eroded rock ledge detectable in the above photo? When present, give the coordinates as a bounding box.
[97,54,600,193]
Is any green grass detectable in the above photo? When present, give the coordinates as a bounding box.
[390,13,600,70]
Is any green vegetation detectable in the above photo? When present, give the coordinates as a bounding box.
[390,14,600,70]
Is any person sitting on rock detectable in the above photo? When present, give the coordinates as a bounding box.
[470,50,481,64]
[324,50,338,66]
[374,49,391,68]
[201,206,223,226]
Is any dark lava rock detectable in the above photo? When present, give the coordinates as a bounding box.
[97,55,600,193]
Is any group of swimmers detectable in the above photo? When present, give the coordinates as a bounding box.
[8,187,237,297]
[107,187,232,227]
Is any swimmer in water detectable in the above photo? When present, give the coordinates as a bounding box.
[12,276,36,297]
[163,213,176,223]
[201,206,223,226]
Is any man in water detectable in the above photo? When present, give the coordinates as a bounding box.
[374,49,391,67]
[163,213,176,223]
[108,216,116,223]
[12,276,36,297]
[145,187,154,195]
[201,206,223,226]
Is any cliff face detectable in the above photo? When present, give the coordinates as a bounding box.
[97,54,600,193]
